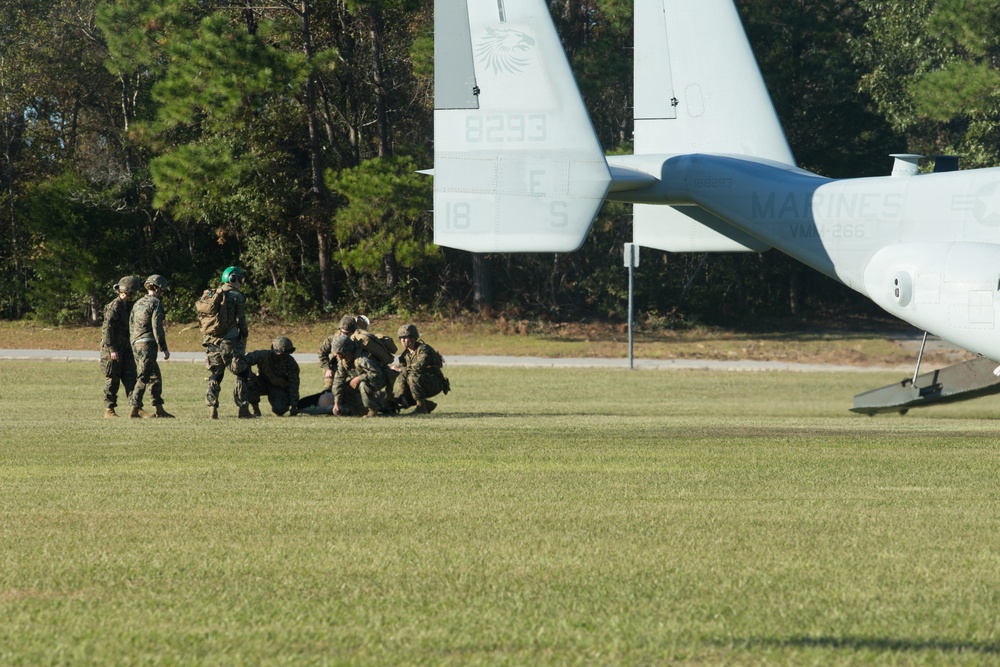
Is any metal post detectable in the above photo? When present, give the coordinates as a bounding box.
[624,243,639,370]
[912,331,928,385]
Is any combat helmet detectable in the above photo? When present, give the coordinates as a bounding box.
[114,275,143,294]
[330,334,358,356]
[145,274,168,291]
[338,315,357,334]
[398,323,419,339]
[221,266,245,284]
[355,315,370,331]
[272,336,295,354]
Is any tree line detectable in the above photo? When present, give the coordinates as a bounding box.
[2,0,997,327]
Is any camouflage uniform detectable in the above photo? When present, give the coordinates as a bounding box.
[203,283,250,409]
[246,348,300,416]
[352,328,398,388]
[100,296,136,410]
[318,334,337,391]
[128,293,169,409]
[319,315,358,391]
[333,349,387,416]
[394,339,447,405]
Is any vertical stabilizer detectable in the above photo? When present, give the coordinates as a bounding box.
[433,0,612,252]
[633,0,793,162]
[631,0,789,253]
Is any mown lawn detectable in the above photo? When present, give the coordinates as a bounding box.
[1,361,998,665]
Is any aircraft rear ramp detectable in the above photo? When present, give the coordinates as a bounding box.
[851,356,1000,415]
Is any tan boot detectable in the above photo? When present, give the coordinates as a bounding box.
[237,404,255,419]
[104,407,118,419]
[128,406,152,419]
[362,408,380,419]
[154,405,175,418]
[209,406,218,420]
[412,400,430,415]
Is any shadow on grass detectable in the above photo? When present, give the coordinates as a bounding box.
[731,635,1000,655]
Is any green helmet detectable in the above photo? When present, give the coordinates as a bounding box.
[145,274,168,291]
[398,323,419,339]
[331,334,357,356]
[221,266,244,284]
[338,315,357,334]
[114,275,142,294]
[272,336,295,354]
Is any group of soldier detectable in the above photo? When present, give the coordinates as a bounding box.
[99,267,449,420]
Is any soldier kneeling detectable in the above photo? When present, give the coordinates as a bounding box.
[330,335,387,418]
[245,336,301,416]
[391,324,450,415]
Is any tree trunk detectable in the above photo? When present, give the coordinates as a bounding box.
[368,5,390,157]
[472,253,493,312]
[383,252,398,290]
[302,0,334,306]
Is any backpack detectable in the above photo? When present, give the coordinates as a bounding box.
[355,330,397,365]
[195,288,230,337]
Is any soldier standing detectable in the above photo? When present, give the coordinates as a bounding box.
[128,275,174,418]
[246,336,301,417]
[391,324,449,415]
[330,334,387,418]
[100,275,142,418]
[318,315,358,392]
[204,266,253,419]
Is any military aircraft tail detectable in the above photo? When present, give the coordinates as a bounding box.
[628,0,794,252]
[432,0,613,252]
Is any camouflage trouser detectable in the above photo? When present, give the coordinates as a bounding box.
[130,341,163,408]
[335,377,386,416]
[101,349,137,409]
[205,339,249,408]
[248,374,294,416]
[393,370,444,404]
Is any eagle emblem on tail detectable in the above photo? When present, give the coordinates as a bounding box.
[475,27,536,75]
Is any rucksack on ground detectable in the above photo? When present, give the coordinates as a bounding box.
[195,288,230,337]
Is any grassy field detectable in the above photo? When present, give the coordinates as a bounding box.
[1,361,999,665]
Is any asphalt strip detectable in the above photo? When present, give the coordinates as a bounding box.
[0,349,910,373]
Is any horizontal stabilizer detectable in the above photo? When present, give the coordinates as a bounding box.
[633,204,770,252]
[851,356,1000,415]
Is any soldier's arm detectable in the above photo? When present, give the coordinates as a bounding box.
[318,338,332,369]
[153,302,169,354]
[331,362,349,399]
[244,350,263,369]
[236,295,249,339]
[100,302,116,351]
[288,360,300,406]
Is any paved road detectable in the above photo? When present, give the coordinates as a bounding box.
[0,349,911,373]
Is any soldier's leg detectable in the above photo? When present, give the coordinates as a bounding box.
[267,388,291,416]
[129,343,153,416]
[359,380,386,413]
[205,345,227,408]
[392,373,413,407]
[147,358,164,407]
[101,353,120,409]
[227,339,251,408]
[121,351,138,399]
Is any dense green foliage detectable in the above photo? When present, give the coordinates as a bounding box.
[0,0,996,325]
[2,361,1000,664]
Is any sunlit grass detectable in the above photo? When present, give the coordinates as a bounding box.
[1,362,999,665]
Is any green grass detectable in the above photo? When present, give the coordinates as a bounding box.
[1,361,999,665]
